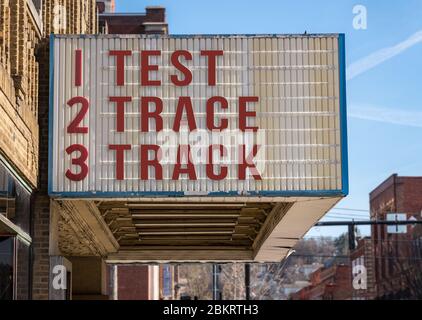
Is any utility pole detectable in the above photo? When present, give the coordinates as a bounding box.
[315,220,422,251]
[212,264,221,300]
[348,223,356,250]
[245,263,250,300]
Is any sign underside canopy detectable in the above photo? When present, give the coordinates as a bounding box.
[49,34,347,262]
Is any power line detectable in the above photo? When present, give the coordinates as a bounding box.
[334,208,369,212]
[326,216,369,220]
[298,237,422,244]
[326,213,370,218]
[317,221,422,226]
[288,254,422,261]
[325,214,370,219]
[329,211,369,216]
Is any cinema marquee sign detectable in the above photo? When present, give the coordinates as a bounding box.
[49,34,348,197]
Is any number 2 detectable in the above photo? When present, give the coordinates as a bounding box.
[67,96,89,133]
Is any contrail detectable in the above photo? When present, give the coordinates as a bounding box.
[347,30,422,80]
[348,105,422,128]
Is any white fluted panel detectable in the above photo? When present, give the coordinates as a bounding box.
[50,35,345,196]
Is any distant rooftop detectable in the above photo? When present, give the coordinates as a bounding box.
[97,4,168,35]
[97,0,115,13]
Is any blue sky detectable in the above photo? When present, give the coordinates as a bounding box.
[115,0,422,237]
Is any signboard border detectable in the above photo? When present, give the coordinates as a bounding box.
[48,34,349,198]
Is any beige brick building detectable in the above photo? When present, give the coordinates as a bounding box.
[1,1,170,300]
[0,0,42,188]
[0,0,97,300]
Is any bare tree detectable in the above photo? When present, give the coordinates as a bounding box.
[178,264,212,300]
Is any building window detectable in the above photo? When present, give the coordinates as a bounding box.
[31,0,43,14]
[0,161,32,300]
[0,237,13,300]
[162,265,172,298]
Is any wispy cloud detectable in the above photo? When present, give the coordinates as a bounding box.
[347,30,422,80]
[349,105,422,128]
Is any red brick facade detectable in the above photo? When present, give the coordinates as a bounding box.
[116,265,150,300]
[290,264,352,300]
[98,6,167,34]
[370,174,422,299]
[350,238,377,300]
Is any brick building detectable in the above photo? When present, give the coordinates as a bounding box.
[0,0,43,300]
[98,0,115,13]
[289,263,352,300]
[106,264,177,300]
[0,0,97,300]
[98,5,167,34]
[350,237,377,300]
[369,174,422,299]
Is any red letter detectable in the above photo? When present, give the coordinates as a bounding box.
[140,145,163,180]
[238,145,262,180]
[65,144,88,181]
[110,96,131,132]
[239,96,259,132]
[75,49,82,87]
[141,97,163,132]
[67,96,89,134]
[172,145,197,180]
[109,144,131,180]
[200,50,223,86]
[109,50,132,86]
[206,96,228,130]
[141,50,161,86]
[173,97,197,132]
[170,50,193,86]
[206,145,228,180]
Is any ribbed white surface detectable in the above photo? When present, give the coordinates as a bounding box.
[51,35,343,195]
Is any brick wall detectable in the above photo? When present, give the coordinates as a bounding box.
[0,0,98,300]
[99,6,167,35]
[0,0,41,187]
[331,265,352,300]
[144,7,166,23]
[0,0,12,73]
[369,175,422,299]
[32,37,50,300]
[116,265,150,300]
[290,264,352,300]
[42,0,98,35]
[31,0,97,300]
[350,238,377,300]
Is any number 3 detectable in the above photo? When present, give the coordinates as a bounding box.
[66,144,88,181]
